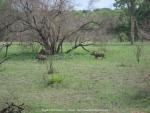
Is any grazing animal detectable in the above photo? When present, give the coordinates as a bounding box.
[90,51,105,59]
[39,49,52,55]
[36,54,47,61]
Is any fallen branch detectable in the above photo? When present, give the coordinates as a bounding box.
[56,21,102,53]
[65,43,94,54]
[81,46,91,52]
[0,103,24,113]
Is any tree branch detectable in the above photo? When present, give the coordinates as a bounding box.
[65,42,94,54]
[0,57,8,65]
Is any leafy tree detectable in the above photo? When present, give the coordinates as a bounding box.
[137,0,150,23]
[114,0,144,44]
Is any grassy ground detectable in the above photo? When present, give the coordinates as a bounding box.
[0,42,150,113]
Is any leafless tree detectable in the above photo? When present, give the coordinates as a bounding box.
[0,0,110,56]
[5,0,99,55]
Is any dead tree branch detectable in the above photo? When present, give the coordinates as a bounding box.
[0,103,24,113]
[0,58,8,65]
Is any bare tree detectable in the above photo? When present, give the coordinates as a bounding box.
[5,0,100,55]
[9,0,67,54]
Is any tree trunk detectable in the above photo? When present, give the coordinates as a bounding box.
[5,46,8,57]
[43,40,57,55]
[131,16,136,45]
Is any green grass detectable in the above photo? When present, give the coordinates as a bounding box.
[0,42,150,113]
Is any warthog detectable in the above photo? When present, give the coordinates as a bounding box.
[36,54,47,61]
[39,49,52,55]
[90,51,105,59]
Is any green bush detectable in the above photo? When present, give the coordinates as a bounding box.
[47,73,64,85]
[118,32,129,42]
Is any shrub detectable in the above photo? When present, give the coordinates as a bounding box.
[47,73,64,85]
[43,57,64,86]
[118,32,128,42]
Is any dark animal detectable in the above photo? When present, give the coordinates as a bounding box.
[39,49,51,55]
[36,54,47,61]
[90,51,105,59]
